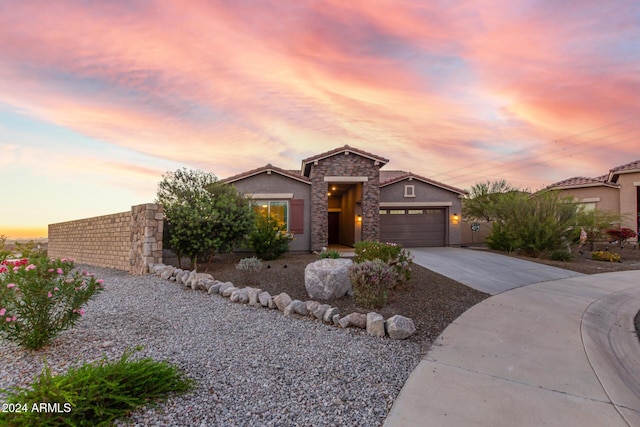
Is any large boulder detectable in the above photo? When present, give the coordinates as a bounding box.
[366,312,386,337]
[304,258,353,300]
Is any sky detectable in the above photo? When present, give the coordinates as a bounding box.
[1,0,639,239]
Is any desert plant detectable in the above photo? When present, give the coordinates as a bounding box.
[606,227,637,249]
[353,241,413,286]
[157,168,254,271]
[0,347,193,427]
[487,190,580,257]
[591,250,621,262]
[0,257,103,350]
[348,259,395,309]
[550,249,572,261]
[462,179,515,222]
[236,256,263,272]
[572,209,622,251]
[248,213,293,260]
[319,249,341,259]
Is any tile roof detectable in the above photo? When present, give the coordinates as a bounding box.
[610,160,640,173]
[380,170,467,195]
[222,164,311,184]
[546,176,618,189]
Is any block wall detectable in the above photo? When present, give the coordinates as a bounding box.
[48,203,163,274]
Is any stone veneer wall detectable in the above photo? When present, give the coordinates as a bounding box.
[309,153,382,251]
[48,203,163,275]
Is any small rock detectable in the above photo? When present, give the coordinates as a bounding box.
[247,288,263,307]
[274,293,293,312]
[386,315,416,340]
[159,266,175,280]
[258,291,271,307]
[99,341,115,348]
[208,283,222,294]
[332,314,341,326]
[287,300,308,316]
[305,301,320,313]
[222,286,238,298]
[313,304,331,320]
[230,288,249,303]
[267,297,277,309]
[367,312,386,337]
[323,307,339,323]
[218,282,234,294]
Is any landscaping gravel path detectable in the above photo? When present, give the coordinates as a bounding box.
[0,266,422,426]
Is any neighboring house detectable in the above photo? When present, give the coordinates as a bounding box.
[546,160,640,238]
[223,145,466,251]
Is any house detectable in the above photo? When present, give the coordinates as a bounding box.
[546,160,640,238]
[223,145,466,251]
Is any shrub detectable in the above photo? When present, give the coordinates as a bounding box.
[236,256,262,286]
[353,241,413,287]
[487,190,580,257]
[0,347,193,427]
[0,257,103,350]
[606,227,637,249]
[236,256,263,272]
[550,249,572,261]
[248,214,293,260]
[591,251,621,262]
[319,249,341,259]
[348,259,395,309]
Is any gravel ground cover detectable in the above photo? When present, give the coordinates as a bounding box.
[206,252,489,352]
[0,265,426,426]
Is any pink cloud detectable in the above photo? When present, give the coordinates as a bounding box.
[0,0,637,193]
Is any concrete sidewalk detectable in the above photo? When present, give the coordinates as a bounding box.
[410,247,584,295]
[384,271,640,426]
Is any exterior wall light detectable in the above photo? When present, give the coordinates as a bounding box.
[452,213,460,224]
[357,215,362,222]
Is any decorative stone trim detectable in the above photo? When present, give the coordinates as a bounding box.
[150,263,416,340]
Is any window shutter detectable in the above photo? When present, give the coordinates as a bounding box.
[289,199,304,234]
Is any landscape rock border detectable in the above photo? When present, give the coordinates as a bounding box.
[151,263,416,340]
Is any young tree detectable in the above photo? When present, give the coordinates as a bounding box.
[157,168,254,271]
[462,179,515,222]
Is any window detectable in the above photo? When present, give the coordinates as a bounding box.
[577,202,596,212]
[404,185,415,198]
[253,200,289,229]
[408,209,423,215]
[379,209,387,214]
[389,209,405,215]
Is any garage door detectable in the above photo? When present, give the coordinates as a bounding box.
[379,208,446,247]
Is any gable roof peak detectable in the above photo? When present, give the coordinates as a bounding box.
[301,145,389,177]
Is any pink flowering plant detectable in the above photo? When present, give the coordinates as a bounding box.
[0,256,104,350]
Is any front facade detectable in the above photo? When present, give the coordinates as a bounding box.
[547,160,640,238]
[223,145,466,251]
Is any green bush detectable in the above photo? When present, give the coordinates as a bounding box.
[591,250,621,262]
[353,241,412,286]
[487,190,579,257]
[0,257,103,350]
[348,259,395,309]
[319,249,341,259]
[0,347,193,427]
[235,256,262,286]
[550,249,572,261]
[248,214,293,260]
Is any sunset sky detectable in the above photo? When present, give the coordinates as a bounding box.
[1,0,639,239]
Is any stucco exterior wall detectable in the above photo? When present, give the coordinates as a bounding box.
[616,172,640,234]
[230,172,312,251]
[48,203,163,274]
[556,186,620,213]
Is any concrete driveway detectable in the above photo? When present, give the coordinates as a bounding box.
[410,247,584,295]
[384,270,640,427]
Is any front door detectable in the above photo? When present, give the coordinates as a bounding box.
[328,212,340,244]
